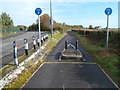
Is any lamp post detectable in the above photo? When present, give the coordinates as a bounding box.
[50,0,53,38]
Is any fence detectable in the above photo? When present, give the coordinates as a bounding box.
[1,28,20,36]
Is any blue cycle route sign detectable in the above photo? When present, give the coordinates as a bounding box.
[105,7,112,15]
[35,8,42,15]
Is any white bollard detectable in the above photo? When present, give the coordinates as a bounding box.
[33,36,36,50]
[13,41,18,65]
[24,39,28,55]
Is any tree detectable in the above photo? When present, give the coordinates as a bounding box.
[40,14,62,31]
[89,25,93,29]
[40,14,50,31]
[53,21,60,31]
[28,23,38,31]
[79,25,83,28]
[28,14,62,31]
[0,12,13,26]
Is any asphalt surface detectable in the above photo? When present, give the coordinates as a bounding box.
[0,31,46,68]
[23,32,118,89]
[1,31,38,58]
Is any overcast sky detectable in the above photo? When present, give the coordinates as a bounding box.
[0,0,119,28]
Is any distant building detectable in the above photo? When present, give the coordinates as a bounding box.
[118,1,120,29]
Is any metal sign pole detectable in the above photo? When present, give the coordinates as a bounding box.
[35,7,42,50]
[104,7,112,48]
[50,0,53,38]
[38,15,41,49]
[106,15,109,48]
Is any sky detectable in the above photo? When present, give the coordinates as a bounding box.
[0,0,119,28]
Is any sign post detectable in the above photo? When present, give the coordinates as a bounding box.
[105,7,112,48]
[35,8,42,49]
[50,0,53,38]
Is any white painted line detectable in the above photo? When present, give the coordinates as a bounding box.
[63,85,65,90]
[59,55,61,61]
[97,65,119,89]
[0,50,12,59]
[1,38,24,47]
[17,38,23,41]
[83,59,85,62]
[0,64,9,71]
[0,42,12,47]
[68,43,76,49]
[0,55,2,59]
[60,47,66,61]
[61,48,65,54]
[21,63,44,89]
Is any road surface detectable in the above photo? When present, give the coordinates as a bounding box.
[23,32,118,89]
[0,31,47,68]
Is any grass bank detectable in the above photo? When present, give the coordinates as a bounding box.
[4,31,66,89]
[71,31,119,88]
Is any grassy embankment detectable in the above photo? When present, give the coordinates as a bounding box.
[4,31,66,89]
[71,30,120,88]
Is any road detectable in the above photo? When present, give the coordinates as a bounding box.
[23,32,118,89]
[0,31,47,68]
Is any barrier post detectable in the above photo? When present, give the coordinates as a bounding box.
[33,36,36,50]
[65,40,68,49]
[24,39,28,55]
[13,41,18,65]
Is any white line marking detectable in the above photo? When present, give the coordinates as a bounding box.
[17,38,23,41]
[68,43,76,49]
[0,55,2,59]
[59,54,61,61]
[97,65,119,89]
[21,63,44,88]
[1,38,23,47]
[0,64,9,71]
[0,42,12,47]
[0,50,13,59]
[83,59,85,62]
[59,47,66,61]
[63,85,65,90]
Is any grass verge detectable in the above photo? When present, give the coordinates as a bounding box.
[71,31,120,88]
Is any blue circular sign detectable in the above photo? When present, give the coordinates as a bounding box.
[105,7,112,15]
[35,8,42,15]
